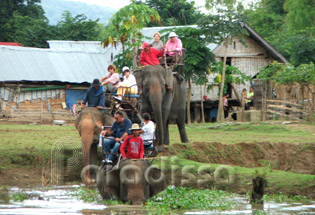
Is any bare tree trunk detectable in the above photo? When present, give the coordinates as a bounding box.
[132,24,137,69]
[231,82,241,104]
[187,79,192,124]
[217,38,228,122]
[201,85,205,123]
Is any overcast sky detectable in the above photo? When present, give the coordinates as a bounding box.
[69,0,207,11]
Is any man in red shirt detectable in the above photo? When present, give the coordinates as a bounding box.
[139,42,164,66]
[120,124,144,159]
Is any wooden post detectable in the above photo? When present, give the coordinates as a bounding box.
[40,101,43,123]
[200,85,205,123]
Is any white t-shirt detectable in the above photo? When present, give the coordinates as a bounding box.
[123,74,138,91]
[141,121,155,143]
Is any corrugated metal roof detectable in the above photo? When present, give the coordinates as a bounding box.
[0,45,108,83]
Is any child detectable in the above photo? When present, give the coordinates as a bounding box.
[120,124,144,159]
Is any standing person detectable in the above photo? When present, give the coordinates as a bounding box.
[150,32,163,51]
[120,124,144,160]
[247,87,254,109]
[223,94,229,118]
[101,111,132,164]
[139,42,164,66]
[139,113,155,149]
[242,88,249,110]
[100,64,120,93]
[81,79,105,109]
[165,32,182,63]
[114,66,138,101]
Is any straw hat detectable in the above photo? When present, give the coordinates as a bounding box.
[130,124,141,130]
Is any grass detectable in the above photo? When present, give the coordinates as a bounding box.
[169,122,315,144]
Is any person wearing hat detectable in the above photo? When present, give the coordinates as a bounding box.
[114,66,138,101]
[81,79,105,109]
[150,32,163,51]
[100,64,120,93]
[120,123,144,160]
[165,32,183,64]
[139,42,164,66]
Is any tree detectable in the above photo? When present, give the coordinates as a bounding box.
[145,0,203,26]
[198,1,248,121]
[284,0,315,39]
[0,0,48,45]
[103,1,160,70]
[52,11,101,41]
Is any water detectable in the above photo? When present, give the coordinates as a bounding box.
[0,185,314,215]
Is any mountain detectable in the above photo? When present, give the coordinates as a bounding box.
[41,0,115,25]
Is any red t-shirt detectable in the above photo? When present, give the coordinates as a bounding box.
[140,47,164,66]
[120,135,144,159]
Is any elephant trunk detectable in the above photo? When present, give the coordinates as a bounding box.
[80,119,94,185]
[149,84,164,146]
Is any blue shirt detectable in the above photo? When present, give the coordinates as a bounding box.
[82,86,105,107]
[111,118,132,138]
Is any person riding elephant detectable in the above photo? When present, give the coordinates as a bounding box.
[101,111,132,164]
[120,123,144,160]
[81,79,105,109]
[100,64,120,93]
[134,65,188,149]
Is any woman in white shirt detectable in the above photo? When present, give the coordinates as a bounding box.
[114,66,138,101]
[139,113,155,149]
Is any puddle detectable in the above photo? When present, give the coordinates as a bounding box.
[0,185,314,215]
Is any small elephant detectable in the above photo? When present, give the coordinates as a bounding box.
[97,159,166,205]
[75,107,113,185]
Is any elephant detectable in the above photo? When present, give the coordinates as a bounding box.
[134,65,189,148]
[96,159,166,205]
[75,107,113,185]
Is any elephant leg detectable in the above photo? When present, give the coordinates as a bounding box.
[89,143,98,182]
[164,120,170,145]
[176,110,189,143]
[128,185,145,205]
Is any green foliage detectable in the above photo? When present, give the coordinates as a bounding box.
[12,192,29,202]
[284,0,315,37]
[209,62,252,94]
[145,186,235,213]
[103,1,160,69]
[263,192,308,203]
[52,11,100,41]
[73,187,122,204]
[258,61,315,87]
[145,0,203,26]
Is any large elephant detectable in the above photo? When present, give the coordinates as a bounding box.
[75,107,113,185]
[97,159,166,205]
[134,65,189,148]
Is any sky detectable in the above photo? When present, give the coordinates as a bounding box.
[69,0,207,11]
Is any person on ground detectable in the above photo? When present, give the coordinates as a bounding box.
[223,94,229,118]
[120,124,144,160]
[81,79,105,109]
[100,64,120,93]
[138,113,155,149]
[101,111,132,164]
[242,88,249,110]
[164,32,183,63]
[114,66,138,101]
[247,86,254,109]
[139,42,164,66]
[150,32,163,51]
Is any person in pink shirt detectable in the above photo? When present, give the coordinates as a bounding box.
[100,64,120,93]
[165,32,183,64]
[139,42,164,66]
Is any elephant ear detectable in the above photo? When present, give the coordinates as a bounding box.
[133,70,143,85]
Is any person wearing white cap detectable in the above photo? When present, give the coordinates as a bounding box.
[165,32,182,56]
[114,66,138,101]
